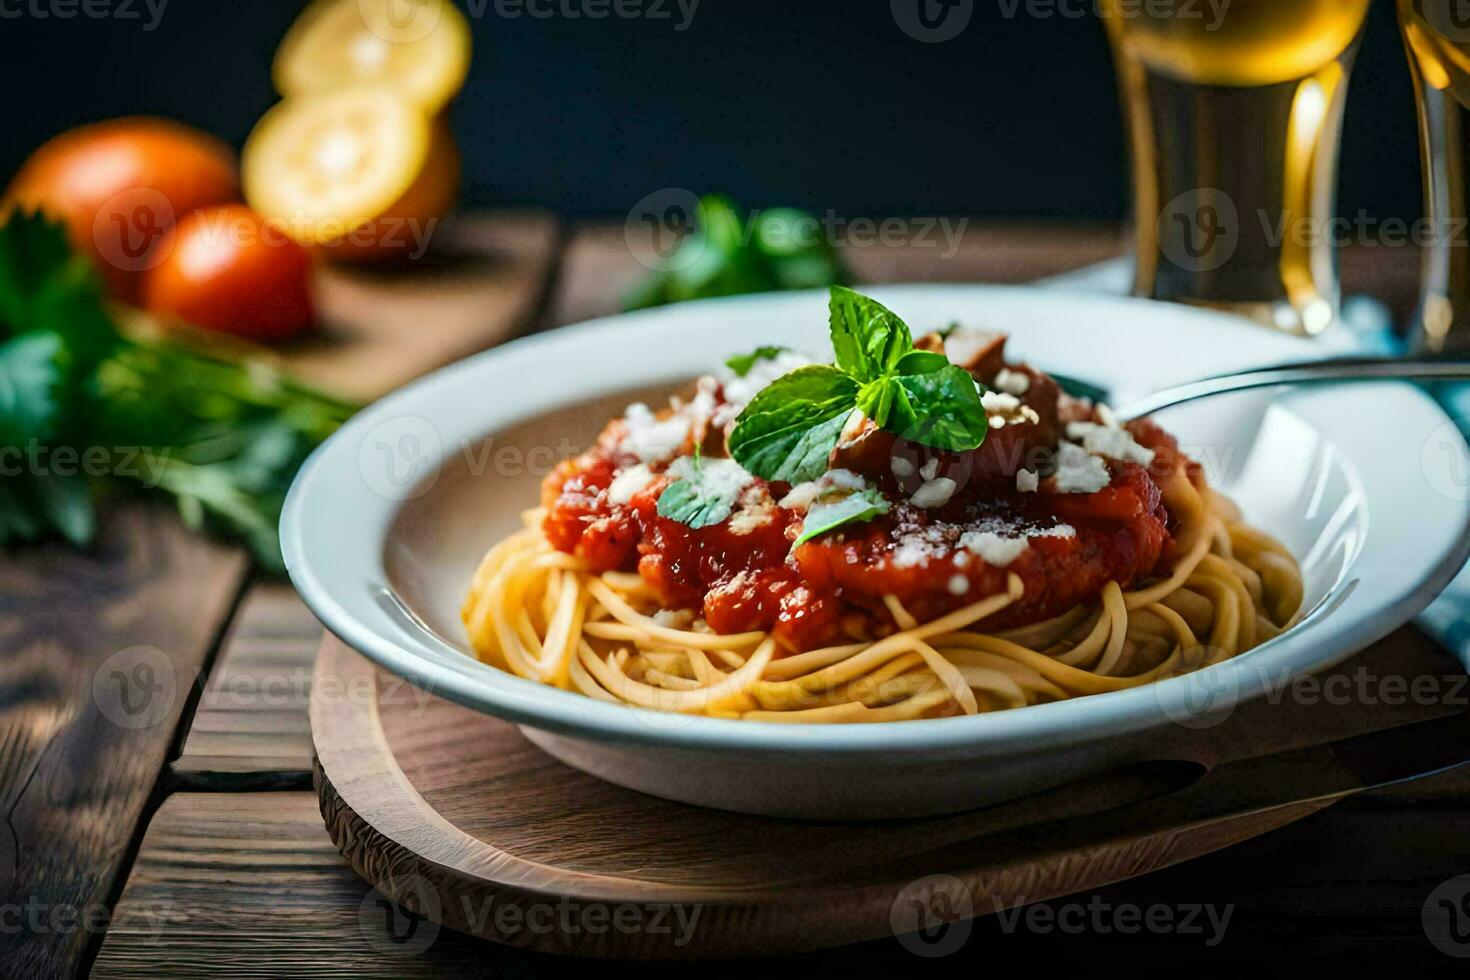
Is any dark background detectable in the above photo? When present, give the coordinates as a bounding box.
[0,0,1423,223]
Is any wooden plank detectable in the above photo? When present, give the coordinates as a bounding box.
[171,584,322,789]
[278,210,561,403]
[0,501,249,976]
[91,793,515,978]
[93,789,1469,972]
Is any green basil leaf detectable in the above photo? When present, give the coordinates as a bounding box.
[729,365,858,483]
[828,286,912,383]
[794,486,890,546]
[655,457,752,530]
[895,364,989,451]
[895,349,949,376]
[725,345,789,377]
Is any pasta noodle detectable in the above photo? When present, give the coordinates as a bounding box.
[461,471,1304,723]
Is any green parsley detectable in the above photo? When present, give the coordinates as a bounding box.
[0,212,356,570]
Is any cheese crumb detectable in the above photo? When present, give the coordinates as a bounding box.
[620,403,691,463]
[959,531,1029,567]
[981,390,1022,414]
[993,368,1030,395]
[1053,442,1112,493]
[947,574,970,596]
[890,457,916,479]
[607,464,655,505]
[1065,422,1155,466]
[779,469,868,513]
[910,477,957,509]
[1016,468,1039,493]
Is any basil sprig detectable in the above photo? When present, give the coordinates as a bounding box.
[728,287,988,483]
[794,485,890,546]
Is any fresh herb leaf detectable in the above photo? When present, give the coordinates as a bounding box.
[895,365,990,450]
[895,349,948,376]
[0,331,63,445]
[727,366,858,484]
[728,287,991,482]
[794,486,890,546]
[624,195,849,311]
[725,345,788,378]
[828,286,912,382]
[655,456,752,530]
[0,212,356,569]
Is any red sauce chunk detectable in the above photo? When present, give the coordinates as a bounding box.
[541,340,1184,652]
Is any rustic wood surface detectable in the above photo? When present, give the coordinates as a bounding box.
[277,210,561,403]
[71,221,1470,973]
[171,583,323,790]
[0,502,250,976]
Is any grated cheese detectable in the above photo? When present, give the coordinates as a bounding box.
[1065,422,1155,466]
[607,464,655,505]
[993,368,1031,395]
[620,403,691,463]
[980,390,1022,414]
[1053,442,1112,493]
[947,574,970,596]
[910,477,957,509]
[958,530,1029,567]
[1016,468,1039,493]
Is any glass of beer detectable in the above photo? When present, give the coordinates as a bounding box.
[1102,0,1372,336]
[1401,1,1470,352]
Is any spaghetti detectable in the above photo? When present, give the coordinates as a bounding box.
[462,466,1303,722]
[462,295,1303,723]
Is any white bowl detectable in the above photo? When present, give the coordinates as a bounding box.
[282,286,1470,819]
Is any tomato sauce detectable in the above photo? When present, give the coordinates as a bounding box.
[541,362,1182,652]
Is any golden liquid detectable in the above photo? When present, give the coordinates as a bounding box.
[1103,0,1371,335]
[1400,0,1470,351]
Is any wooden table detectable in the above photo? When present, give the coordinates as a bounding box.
[4,214,1465,976]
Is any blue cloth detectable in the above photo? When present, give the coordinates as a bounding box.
[1347,307,1470,670]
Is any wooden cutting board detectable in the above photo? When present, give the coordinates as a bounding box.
[256,210,558,403]
[309,625,1463,959]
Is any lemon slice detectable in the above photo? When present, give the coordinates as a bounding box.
[273,0,472,112]
[244,86,437,248]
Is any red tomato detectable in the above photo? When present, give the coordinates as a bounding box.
[141,205,315,342]
[3,117,239,301]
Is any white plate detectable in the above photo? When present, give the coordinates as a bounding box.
[282,286,1470,819]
